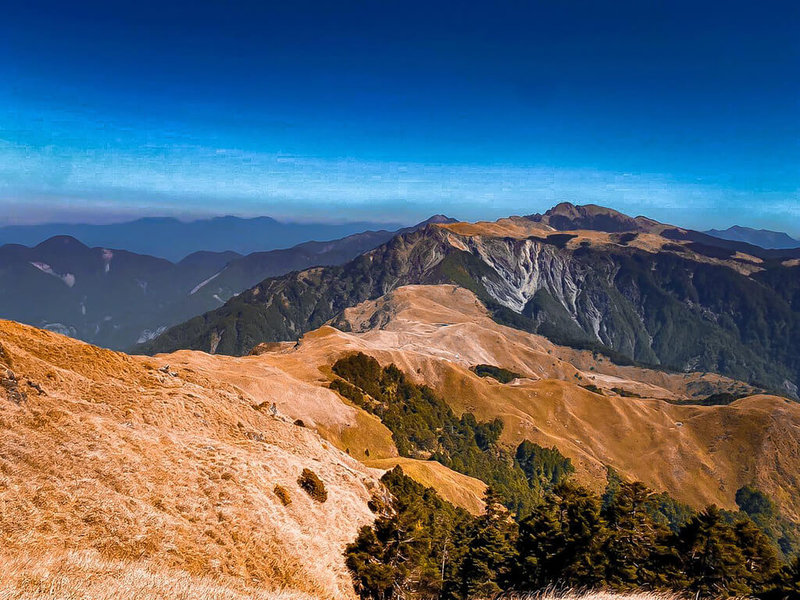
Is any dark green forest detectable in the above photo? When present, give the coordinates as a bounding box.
[333,353,800,599]
[348,468,800,600]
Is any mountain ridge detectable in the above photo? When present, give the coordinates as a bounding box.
[142,205,800,397]
[705,225,800,249]
[0,215,408,261]
[0,216,456,350]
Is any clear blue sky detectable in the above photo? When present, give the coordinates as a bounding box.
[2,0,798,233]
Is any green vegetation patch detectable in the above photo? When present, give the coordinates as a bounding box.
[331,352,572,517]
[471,364,522,384]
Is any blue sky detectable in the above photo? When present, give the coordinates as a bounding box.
[1,0,798,233]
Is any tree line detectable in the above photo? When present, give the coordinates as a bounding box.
[347,468,800,599]
[331,352,800,599]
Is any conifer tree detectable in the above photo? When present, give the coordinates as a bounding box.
[733,518,780,593]
[678,505,752,597]
[458,488,518,599]
[345,467,472,600]
[601,481,683,589]
[517,482,607,589]
[775,554,800,599]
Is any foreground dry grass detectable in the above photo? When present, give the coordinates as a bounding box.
[0,550,313,600]
[512,593,684,600]
[0,550,687,600]
[0,319,381,599]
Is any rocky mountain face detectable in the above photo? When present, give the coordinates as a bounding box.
[143,206,800,397]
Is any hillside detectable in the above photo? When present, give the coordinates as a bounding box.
[0,227,416,350]
[3,284,800,597]
[184,215,456,312]
[0,236,237,349]
[143,205,800,397]
[0,319,381,599]
[151,285,800,519]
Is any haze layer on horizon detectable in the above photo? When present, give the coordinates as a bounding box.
[2,1,798,234]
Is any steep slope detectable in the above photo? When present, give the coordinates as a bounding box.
[0,319,381,599]
[156,284,800,521]
[144,208,800,397]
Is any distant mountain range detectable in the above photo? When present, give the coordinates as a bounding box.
[143,203,800,398]
[0,215,406,261]
[0,216,453,349]
[704,225,800,249]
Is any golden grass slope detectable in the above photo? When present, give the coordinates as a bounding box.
[3,282,799,597]
[244,285,800,521]
[365,457,487,515]
[0,550,315,600]
[0,319,380,599]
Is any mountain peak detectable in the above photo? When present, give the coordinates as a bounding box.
[419,214,457,225]
[527,202,661,233]
[34,235,90,251]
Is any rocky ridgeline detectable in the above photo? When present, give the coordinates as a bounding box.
[144,217,800,397]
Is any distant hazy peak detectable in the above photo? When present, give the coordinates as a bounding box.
[418,214,457,225]
[704,225,800,250]
[0,216,406,261]
[525,202,662,233]
[33,235,89,250]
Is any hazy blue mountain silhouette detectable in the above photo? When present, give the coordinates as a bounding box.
[0,216,453,349]
[0,216,406,261]
[704,225,800,250]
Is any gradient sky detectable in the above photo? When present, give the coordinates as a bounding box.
[2,0,798,233]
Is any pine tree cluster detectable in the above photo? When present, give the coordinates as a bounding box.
[347,468,800,600]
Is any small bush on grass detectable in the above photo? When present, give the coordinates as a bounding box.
[298,469,327,503]
[273,484,291,506]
